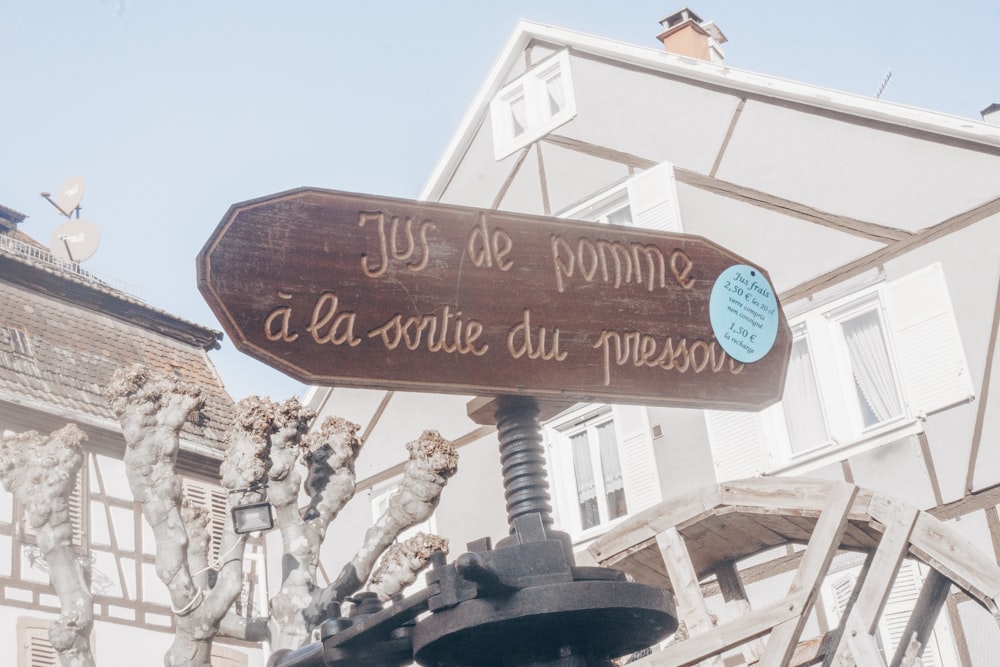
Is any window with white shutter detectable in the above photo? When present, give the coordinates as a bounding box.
[490,50,576,159]
[716,263,974,475]
[885,263,975,415]
[625,162,683,233]
[545,404,660,540]
[704,409,768,482]
[557,161,681,233]
[18,618,64,667]
[612,404,662,515]
[182,478,228,562]
[877,560,958,666]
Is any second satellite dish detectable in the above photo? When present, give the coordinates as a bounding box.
[50,218,100,263]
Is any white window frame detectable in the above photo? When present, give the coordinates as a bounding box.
[559,183,633,226]
[558,162,682,233]
[490,50,576,160]
[707,265,973,481]
[767,281,917,473]
[545,405,633,543]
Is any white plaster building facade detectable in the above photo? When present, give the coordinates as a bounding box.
[299,11,1000,665]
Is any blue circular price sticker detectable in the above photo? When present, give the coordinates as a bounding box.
[709,265,779,363]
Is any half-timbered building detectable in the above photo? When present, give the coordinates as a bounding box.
[0,205,265,667]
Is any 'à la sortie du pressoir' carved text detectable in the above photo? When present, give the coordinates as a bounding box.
[261,210,743,385]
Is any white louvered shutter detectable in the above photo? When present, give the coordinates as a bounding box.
[23,624,58,667]
[878,560,943,667]
[704,410,768,481]
[626,162,683,232]
[182,479,228,561]
[611,404,662,514]
[885,263,974,416]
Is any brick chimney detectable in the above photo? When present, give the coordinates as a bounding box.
[657,7,727,62]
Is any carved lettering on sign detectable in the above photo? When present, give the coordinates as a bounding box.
[306,292,361,346]
[359,211,436,278]
[593,329,743,386]
[507,309,568,362]
[264,291,300,342]
[367,305,488,356]
[200,189,791,409]
[550,233,695,293]
[467,213,513,271]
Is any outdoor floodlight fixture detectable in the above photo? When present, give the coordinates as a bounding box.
[230,482,275,534]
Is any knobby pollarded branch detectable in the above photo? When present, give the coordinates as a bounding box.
[107,365,276,666]
[368,532,449,601]
[308,429,458,624]
[0,425,95,667]
[301,416,362,531]
[261,413,362,651]
[106,364,203,615]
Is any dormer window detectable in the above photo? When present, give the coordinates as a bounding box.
[490,50,576,160]
[5,326,32,357]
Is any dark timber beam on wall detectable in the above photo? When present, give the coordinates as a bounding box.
[542,134,657,170]
[539,135,911,245]
[710,98,746,178]
[782,195,1000,303]
[966,271,1000,494]
[673,168,913,244]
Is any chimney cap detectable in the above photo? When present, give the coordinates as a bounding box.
[659,7,704,29]
[658,7,728,45]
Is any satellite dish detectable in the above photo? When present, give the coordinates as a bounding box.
[51,176,86,217]
[50,219,100,263]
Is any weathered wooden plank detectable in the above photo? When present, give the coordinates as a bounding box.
[680,521,746,577]
[839,520,881,551]
[745,512,815,544]
[715,559,764,663]
[657,527,726,667]
[853,498,919,634]
[756,482,858,667]
[826,497,918,667]
[748,631,838,666]
[908,512,1000,616]
[617,545,672,588]
[888,568,951,667]
[590,485,723,565]
[697,513,789,561]
[719,478,837,514]
[643,598,802,666]
[841,611,886,667]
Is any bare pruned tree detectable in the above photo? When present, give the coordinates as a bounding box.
[103,364,457,666]
[0,424,95,667]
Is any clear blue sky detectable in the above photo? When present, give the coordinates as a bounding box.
[4,1,998,400]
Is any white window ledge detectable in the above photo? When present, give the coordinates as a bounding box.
[767,417,925,477]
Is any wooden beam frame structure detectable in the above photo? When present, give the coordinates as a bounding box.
[590,477,1000,666]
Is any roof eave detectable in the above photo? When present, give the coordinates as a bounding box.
[420,20,1000,202]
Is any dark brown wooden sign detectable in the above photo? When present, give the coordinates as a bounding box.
[198,188,791,410]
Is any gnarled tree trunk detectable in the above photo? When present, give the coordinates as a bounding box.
[106,365,273,666]
[0,425,95,667]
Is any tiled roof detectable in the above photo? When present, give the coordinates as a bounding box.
[0,242,234,453]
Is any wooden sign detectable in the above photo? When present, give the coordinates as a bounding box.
[197,188,791,410]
